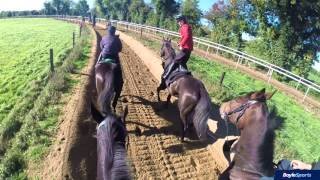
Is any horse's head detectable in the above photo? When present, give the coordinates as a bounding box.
[91,103,128,143]
[219,88,276,129]
[160,37,176,68]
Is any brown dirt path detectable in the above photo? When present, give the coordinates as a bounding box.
[37,22,228,179]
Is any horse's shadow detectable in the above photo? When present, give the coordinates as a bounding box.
[122,94,239,153]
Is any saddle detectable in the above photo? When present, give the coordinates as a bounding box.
[97,53,116,64]
[164,64,192,87]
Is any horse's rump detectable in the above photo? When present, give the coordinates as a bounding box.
[95,63,117,114]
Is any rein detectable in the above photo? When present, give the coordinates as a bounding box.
[221,100,267,177]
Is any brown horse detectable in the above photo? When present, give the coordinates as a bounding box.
[95,53,123,114]
[219,88,276,180]
[91,103,130,180]
[157,39,212,142]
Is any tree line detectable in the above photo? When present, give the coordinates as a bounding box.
[1,0,319,78]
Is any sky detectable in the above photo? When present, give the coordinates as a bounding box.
[0,0,215,12]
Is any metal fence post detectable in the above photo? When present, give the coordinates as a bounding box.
[268,69,273,83]
[303,87,310,102]
[140,27,143,38]
[296,78,302,89]
[205,45,210,57]
[50,48,54,72]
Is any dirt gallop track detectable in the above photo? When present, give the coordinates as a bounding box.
[98,28,224,179]
[41,27,225,179]
[119,43,223,179]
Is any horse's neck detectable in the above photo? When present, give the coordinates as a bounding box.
[236,117,273,173]
[111,143,130,179]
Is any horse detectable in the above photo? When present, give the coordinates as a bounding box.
[95,53,123,114]
[156,38,212,142]
[219,88,277,180]
[91,103,130,180]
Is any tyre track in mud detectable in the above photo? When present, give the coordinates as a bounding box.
[116,36,223,179]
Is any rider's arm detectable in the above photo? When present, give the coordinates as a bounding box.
[312,162,320,170]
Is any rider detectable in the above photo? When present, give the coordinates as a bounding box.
[176,15,193,69]
[99,25,123,98]
[92,14,96,27]
[100,26,122,64]
[162,15,193,80]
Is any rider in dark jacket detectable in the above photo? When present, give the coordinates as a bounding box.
[99,26,123,107]
[100,26,122,62]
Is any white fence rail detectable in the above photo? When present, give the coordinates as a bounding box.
[15,15,320,102]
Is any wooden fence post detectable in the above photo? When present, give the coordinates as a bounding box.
[219,72,226,86]
[50,48,54,72]
[73,32,75,48]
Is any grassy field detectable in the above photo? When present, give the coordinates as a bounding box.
[0,18,77,121]
[131,33,320,164]
[0,18,92,179]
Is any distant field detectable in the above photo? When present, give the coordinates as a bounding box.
[134,35,320,163]
[0,18,77,121]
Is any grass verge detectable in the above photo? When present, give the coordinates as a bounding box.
[0,25,92,179]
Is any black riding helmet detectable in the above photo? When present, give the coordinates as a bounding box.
[176,15,187,22]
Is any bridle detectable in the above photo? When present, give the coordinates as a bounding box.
[221,100,258,126]
[220,100,268,177]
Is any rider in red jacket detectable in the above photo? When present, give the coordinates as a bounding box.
[162,15,193,79]
[177,15,193,68]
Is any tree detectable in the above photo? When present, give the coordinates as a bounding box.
[129,0,151,23]
[181,0,202,27]
[205,0,249,49]
[52,0,63,15]
[61,0,71,15]
[95,0,107,17]
[152,0,179,27]
[43,1,56,15]
[250,0,320,77]
[75,0,90,16]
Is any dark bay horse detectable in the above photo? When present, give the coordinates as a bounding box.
[91,104,130,180]
[157,39,212,142]
[95,53,123,114]
[219,88,276,180]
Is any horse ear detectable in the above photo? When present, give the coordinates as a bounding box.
[91,103,104,124]
[259,88,266,94]
[168,39,171,43]
[265,90,277,100]
[121,105,129,124]
[162,36,165,41]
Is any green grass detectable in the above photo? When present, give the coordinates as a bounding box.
[0,18,78,121]
[130,33,320,163]
[0,18,92,179]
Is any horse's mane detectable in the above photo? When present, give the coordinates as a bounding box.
[163,41,176,63]
[258,107,278,176]
[97,115,130,179]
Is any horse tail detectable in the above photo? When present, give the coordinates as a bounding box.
[98,65,115,114]
[192,83,211,140]
[97,116,116,180]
